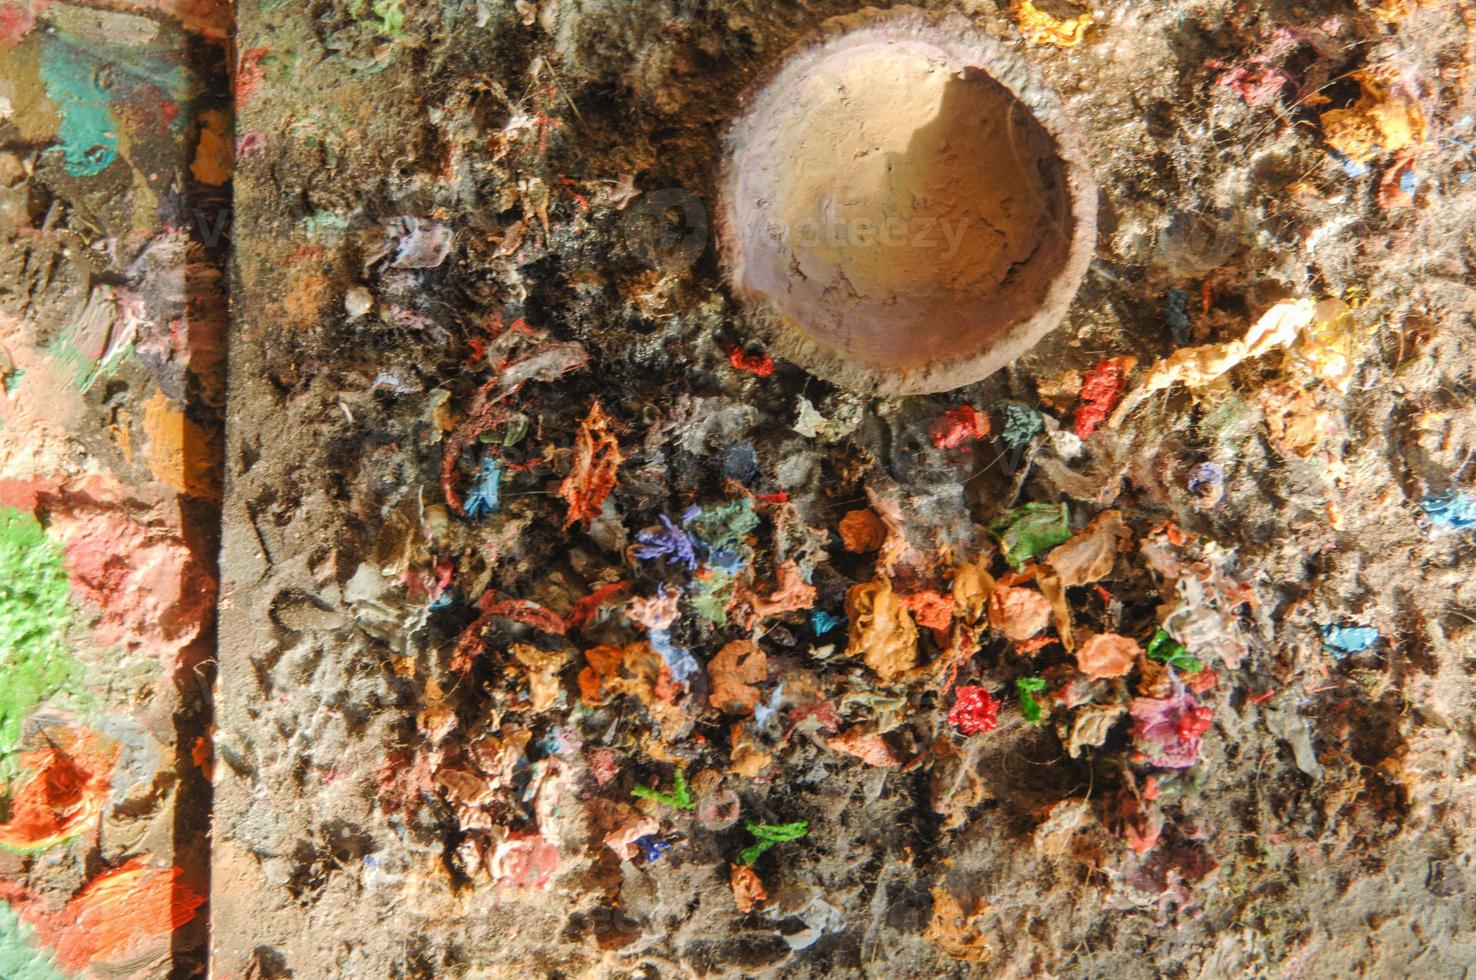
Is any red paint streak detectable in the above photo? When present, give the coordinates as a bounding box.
[1073,357,1133,439]
[1248,688,1276,705]
[557,177,591,209]
[728,347,775,377]
[481,594,567,636]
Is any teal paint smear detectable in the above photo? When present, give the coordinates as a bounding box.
[0,901,69,980]
[0,508,83,775]
[38,31,201,176]
[39,41,119,176]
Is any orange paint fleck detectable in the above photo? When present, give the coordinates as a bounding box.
[190,109,233,185]
[143,389,222,501]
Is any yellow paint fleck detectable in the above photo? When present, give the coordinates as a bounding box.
[190,108,232,186]
[1012,0,1094,47]
[143,389,221,501]
[1320,69,1427,164]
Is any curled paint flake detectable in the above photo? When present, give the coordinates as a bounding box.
[463,457,502,518]
[560,401,623,529]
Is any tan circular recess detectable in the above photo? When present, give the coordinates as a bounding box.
[719,7,1097,396]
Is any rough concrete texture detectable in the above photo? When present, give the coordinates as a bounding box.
[214,0,1476,978]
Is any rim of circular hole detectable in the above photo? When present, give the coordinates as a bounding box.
[717,5,1098,397]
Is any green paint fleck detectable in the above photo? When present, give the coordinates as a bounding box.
[738,820,809,867]
[997,401,1044,451]
[3,370,22,395]
[349,0,405,36]
[0,509,82,771]
[38,32,198,177]
[0,900,69,980]
[688,568,735,626]
[1147,629,1202,673]
[631,769,693,811]
[988,502,1072,570]
[688,499,759,553]
[1016,676,1048,724]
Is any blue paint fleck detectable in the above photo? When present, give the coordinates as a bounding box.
[1165,288,1192,344]
[464,457,502,518]
[1321,624,1380,656]
[1398,169,1417,194]
[1421,491,1476,531]
[634,514,698,570]
[649,628,700,684]
[810,610,842,635]
[1187,461,1224,503]
[722,441,759,483]
[1329,151,1368,178]
[635,835,673,862]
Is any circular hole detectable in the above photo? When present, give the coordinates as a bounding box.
[719,10,1097,395]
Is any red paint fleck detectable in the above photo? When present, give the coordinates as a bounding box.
[1176,705,1214,742]
[755,491,789,504]
[1073,357,1133,439]
[728,347,775,377]
[235,46,269,103]
[0,0,44,45]
[1247,688,1277,705]
[947,686,1000,735]
[566,580,634,630]
[929,405,991,449]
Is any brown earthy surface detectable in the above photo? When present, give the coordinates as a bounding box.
[212,1,1476,978]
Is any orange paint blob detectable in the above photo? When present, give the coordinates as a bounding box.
[0,733,117,854]
[143,389,223,501]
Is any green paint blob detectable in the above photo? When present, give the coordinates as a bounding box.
[0,508,81,769]
[0,901,69,980]
[988,502,1072,570]
[349,0,405,36]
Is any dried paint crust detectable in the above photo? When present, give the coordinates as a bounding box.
[212,0,1476,977]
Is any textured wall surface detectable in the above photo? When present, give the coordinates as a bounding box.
[0,0,227,975]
